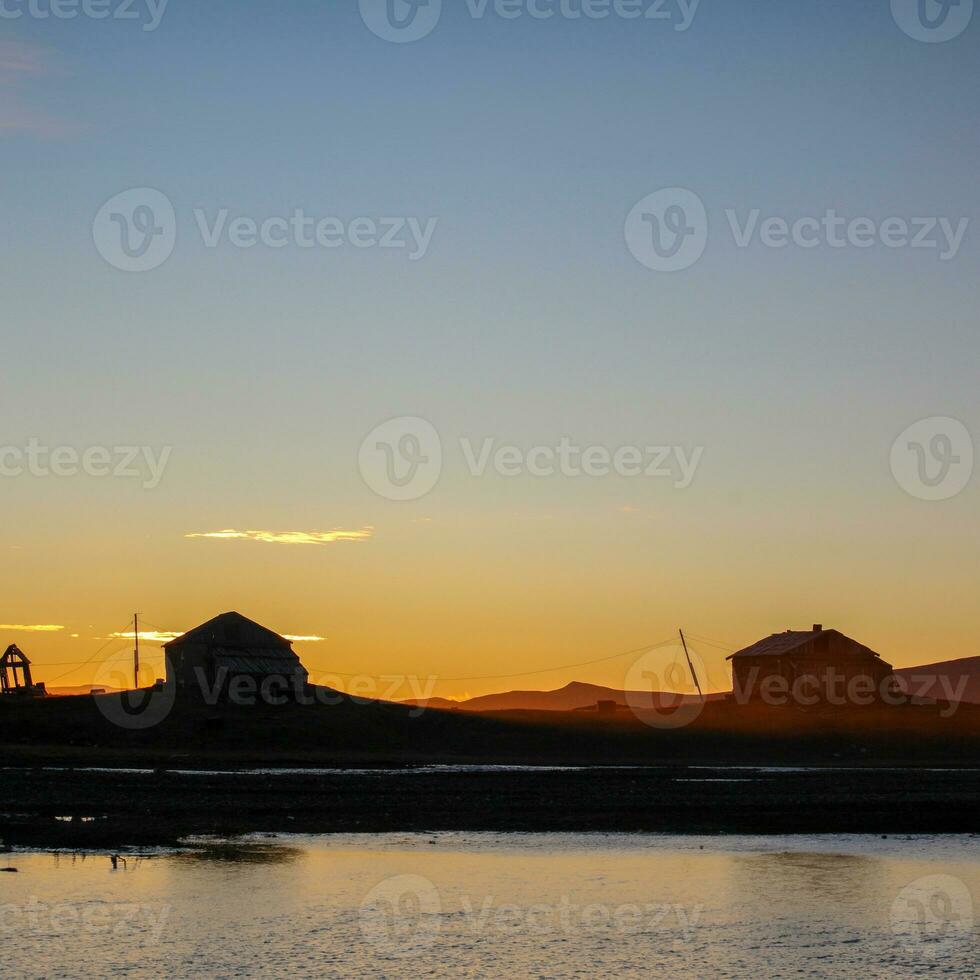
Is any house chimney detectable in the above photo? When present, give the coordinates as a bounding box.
[812,624,823,632]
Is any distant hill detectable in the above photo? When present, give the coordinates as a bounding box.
[401,680,725,713]
[404,658,980,712]
[47,684,125,697]
[40,657,980,709]
[895,656,980,704]
[1,680,978,777]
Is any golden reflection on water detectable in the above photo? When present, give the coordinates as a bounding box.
[0,835,976,978]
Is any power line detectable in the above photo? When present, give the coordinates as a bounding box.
[685,631,737,653]
[306,636,683,683]
[33,616,176,672]
[32,621,726,688]
[35,618,141,685]
[136,618,683,682]
[31,652,136,667]
[137,617,172,635]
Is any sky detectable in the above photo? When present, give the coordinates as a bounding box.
[1,0,978,699]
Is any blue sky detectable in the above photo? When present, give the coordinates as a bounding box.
[1,0,979,688]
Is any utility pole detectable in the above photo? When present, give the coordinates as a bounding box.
[679,629,704,701]
[133,613,140,690]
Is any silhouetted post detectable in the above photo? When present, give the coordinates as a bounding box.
[679,630,704,701]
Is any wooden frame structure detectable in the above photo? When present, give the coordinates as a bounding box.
[1,644,36,695]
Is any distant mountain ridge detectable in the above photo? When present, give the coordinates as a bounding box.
[895,656,980,704]
[402,657,980,712]
[47,684,125,697]
[401,680,725,713]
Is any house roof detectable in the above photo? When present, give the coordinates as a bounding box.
[213,652,306,675]
[727,628,882,662]
[164,611,292,650]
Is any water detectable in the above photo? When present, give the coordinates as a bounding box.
[1,834,977,978]
[7,763,980,777]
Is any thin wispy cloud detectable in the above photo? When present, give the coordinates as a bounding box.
[185,528,374,546]
[110,630,326,644]
[0,40,52,77]
[110,631,184,644]
[0,40,78,137]
[0,111,73,137]
[0,624,65,633]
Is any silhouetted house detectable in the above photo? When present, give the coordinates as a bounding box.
[164,612,308,696]
[728,625,896,703]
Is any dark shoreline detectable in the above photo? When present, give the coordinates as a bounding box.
[3,694,979,848]
[3,765,979,850]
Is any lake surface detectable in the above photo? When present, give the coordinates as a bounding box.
[1,834,976,978]
[13,764,980,776]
